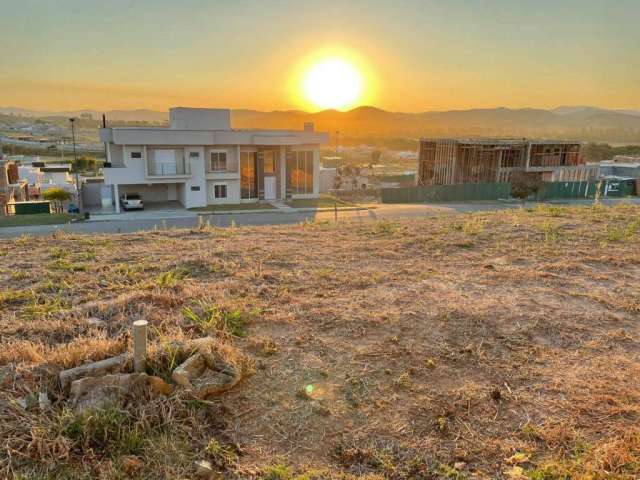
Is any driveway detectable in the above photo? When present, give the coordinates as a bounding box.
[87,201,196,221]
[0,197,638,238]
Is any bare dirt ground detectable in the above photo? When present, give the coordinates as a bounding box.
[1,204,639,479]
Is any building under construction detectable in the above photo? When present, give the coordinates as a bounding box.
[417,138,583,185]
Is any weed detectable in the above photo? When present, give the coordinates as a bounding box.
[22,293,67,319]
[259,338,278,356]
[59,407,145,456]
[260,462,293,480]
[183,301,247,337]
[541,220,561,244]
[395,371,412,389]
[155,268,189,288]
[372,220,400,235]
[606,220,639,242]
[76,251,97,261]
[48,258,86,272]
[462,218,484,236]
[48,247,67,259]
[0,289,34,307]
[204,438,239,468]
[535,204,565,217]
[10,271,31,281]
[424,357,436,369]
[437,463,464,479]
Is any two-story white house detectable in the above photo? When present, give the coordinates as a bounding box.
[99,107,328,212]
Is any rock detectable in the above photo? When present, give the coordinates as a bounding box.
[86,317,106,328]
[59,353,129,392]
[69,373,171,412]
[195,460,215,479]
[38,392,52,410]
[172,352,240,399]
[15,392,40,409]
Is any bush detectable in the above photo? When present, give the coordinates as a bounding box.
[511,171,542,204]
[43,188,72,213]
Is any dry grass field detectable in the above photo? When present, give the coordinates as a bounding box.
[1,204,640,479]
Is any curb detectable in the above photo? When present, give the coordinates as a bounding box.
[198,206,374,215]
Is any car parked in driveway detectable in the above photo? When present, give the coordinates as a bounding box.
[120,193,144,211]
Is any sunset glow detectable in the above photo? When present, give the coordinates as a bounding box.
[302,58,363,110]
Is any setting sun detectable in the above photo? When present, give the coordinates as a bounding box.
[302,58,363,110]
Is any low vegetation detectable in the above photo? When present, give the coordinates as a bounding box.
[0,213,74,228]
[1,204,640,478]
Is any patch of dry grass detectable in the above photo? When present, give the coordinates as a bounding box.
[1,204,640,478]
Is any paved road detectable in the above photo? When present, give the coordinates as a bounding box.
[0,198,638,238]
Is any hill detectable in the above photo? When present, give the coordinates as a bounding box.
[2,105,640,142]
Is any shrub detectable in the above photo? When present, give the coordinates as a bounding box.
[511,171,542,205]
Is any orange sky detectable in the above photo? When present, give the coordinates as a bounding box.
[1,0,639,112]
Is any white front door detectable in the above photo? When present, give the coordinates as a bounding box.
[264,176,276,200]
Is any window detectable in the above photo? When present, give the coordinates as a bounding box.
[189,151,200,158]
[263,150,275,174]
[131,151,142,159]
[214,184,227,199]
[210,151,227,172]
[289,151,314,194]
[240,152,257,199]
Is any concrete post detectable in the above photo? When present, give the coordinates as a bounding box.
[133,320,148,373]
[113,183,120,213]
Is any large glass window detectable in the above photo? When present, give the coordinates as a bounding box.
[240,152,257,199]
[290,151,314,194]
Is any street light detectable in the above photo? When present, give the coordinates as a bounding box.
[69,117,83,214]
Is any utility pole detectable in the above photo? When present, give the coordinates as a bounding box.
[69,118,83,214]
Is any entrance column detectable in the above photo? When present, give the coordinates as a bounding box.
[113,184,120,213]
[279,146,287,200]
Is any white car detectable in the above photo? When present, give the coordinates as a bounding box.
[120,193,144,211]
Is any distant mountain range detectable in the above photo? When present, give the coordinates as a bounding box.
[2,105,640,142]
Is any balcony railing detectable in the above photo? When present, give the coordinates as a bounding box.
[147,158,191,176]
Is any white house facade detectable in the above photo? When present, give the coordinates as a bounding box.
[100,107,328,212]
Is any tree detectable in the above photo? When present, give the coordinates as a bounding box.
[511,171,542,206]
[371,150,382,164]
[43,187,72,213]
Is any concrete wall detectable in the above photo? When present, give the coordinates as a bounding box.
[206,179,241,205]
[183,147,207,208]
[108,128,328,147]
[82,183,103,207]
[319,168,337,193]
[170,108,231,130]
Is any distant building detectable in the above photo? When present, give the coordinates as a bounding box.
[417,138,584,185]
[99,107,328,212]
[599,160,640,179]
[0,157,29,214]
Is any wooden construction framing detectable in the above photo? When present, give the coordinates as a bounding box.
[417,138,583,186]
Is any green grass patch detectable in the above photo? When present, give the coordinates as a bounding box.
[0,213,75,228]
[287,195,353,209]
[182,300,248,337]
